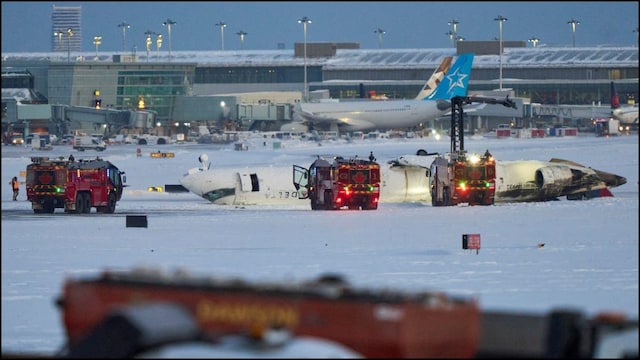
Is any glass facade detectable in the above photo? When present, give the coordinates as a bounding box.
[117,70,193,120]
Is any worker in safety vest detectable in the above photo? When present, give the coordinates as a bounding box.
[10,176,19,201]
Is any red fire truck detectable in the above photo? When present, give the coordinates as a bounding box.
[25,156,126,214]
[293,155,380,210]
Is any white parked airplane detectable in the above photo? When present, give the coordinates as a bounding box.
[179,152,626,206]
[610,81,639,125]
[290,53,474,133]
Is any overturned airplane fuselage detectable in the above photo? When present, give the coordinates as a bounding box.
[179,153,626,206]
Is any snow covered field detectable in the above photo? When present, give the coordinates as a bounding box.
[2,133,638,355]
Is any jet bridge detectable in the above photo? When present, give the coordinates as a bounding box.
[51,105,155,138]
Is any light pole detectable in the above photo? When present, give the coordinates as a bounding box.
[298,16,311,101]
[117,22,131,52]
[528,36,540,48]
[54,30,64,52]
[156,34,163,62]
[93,36,102,60]
[374,28,385,49]
[163,19,176,61]
[445,30,454,47]
[236,30,247,50]
[567,18,580,47]
[448,19,459,42]
[216,21,227,50]
[66,28,73,63]
[634,27,639,47]
[145,30,155,62]
[494,15,507,90]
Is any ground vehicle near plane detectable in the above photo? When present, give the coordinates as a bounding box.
[293,155,381,210]
[430,151,496,206]
[25,156,126,214]
[73,135,107,151]
[429,95,515,206]
[595,118,620,137]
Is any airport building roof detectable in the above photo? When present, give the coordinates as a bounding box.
[2,45,637,70]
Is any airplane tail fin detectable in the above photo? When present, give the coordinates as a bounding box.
[611,81,620,109]
[414,56,453,100]
[424,53,474,101]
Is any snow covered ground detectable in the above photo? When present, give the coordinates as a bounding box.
[2,132,638,355]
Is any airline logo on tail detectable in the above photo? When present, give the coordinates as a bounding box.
[425,53,474,101]
[414,56,453,100]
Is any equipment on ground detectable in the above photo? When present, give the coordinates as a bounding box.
[73,135,107,151]
[595,118,620,137]
[293,155,381,210]
[430,96,515,206]
[25,156,126,214]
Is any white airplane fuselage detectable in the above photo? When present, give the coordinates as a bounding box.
[612,106,639,125]
[179,155,625,206]
[296,99,449,133]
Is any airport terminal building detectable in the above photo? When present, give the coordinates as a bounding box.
[1,41,638,137]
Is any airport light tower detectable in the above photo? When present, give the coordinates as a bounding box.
[528,36,540,48]
[216,21,227,50]
[54,30,64,52]
[117,22,131,52]
[66,28,73,63]
[236,30,247,50]
[93,35,102,60]
[298,16,312,102]
[567,18,580,47]
[156,34,163,62]
[494,15,507,90]
[145,30,155,62]
[374,28,386,49]
[448,19,459,45]
[163,19,176,61]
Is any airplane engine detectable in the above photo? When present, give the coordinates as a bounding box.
[535,165,573,198]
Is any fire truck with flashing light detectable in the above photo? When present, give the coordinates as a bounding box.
[293,155,380,210]
[430,95,516,207]
[25,156,126,214]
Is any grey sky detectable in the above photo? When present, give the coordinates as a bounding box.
[1,1,638,53]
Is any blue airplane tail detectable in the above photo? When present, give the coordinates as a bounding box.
[424,53,474,101]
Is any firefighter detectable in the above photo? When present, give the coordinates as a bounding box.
[10,176,19,201]
[369,151,376,162]
[69,154,75,162]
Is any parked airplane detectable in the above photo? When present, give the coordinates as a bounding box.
[610,81,639,125]
[179,152,626,206]
[290,53,474,133]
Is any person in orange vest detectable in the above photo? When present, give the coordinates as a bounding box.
[10,176,19,201]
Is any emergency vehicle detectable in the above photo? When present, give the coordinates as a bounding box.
[25,156,126,214]
[430,95,515,207]
[293,155,380,210]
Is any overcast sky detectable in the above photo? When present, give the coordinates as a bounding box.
[1,1,638,53]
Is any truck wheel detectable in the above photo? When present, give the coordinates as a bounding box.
[75,194,85,213]
[82,193,92,213]
[106,193,117,214]
[324,190,333,210]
